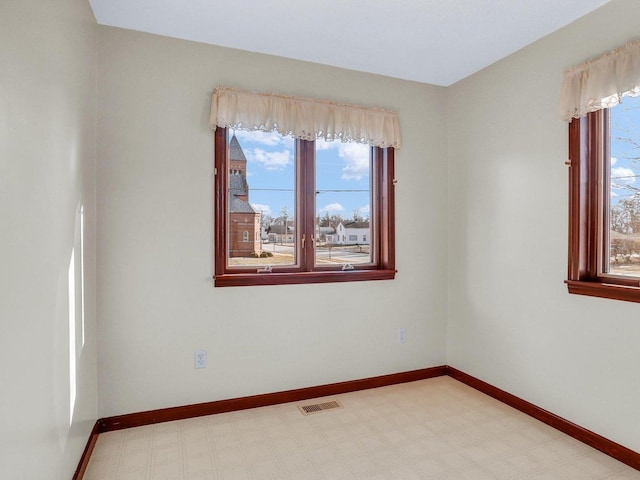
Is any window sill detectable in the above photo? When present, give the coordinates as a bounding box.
[566,279,640,303]
[215,269,396,287]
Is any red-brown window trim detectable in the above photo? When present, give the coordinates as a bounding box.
[566,110,640,302]
[213,127,396,287]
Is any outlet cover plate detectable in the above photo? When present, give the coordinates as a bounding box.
[397,328,407,344]
[195,350,207,369]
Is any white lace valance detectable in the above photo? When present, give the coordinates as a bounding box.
[560,40,640,122]
[209,87,401,149]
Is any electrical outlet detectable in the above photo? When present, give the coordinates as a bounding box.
[194,350,207,369]
[397,328,407,344]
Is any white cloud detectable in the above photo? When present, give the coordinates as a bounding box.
[316,139,334,151]
[339,143,370,180]
[234,130,293,148]
[250,203,271,216]
[315,139,370,180]
[611,166,636,189]
[320,203,344,212]
[358,204,370,216]
[611,157,618,165]
[248,148,291,170]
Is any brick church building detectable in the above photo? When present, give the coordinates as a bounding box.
[228,134,261,257]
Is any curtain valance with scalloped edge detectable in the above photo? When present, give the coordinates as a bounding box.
[560,40,640,122]
[210,87,401,149]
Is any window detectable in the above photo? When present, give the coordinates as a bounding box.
[567,100,640,302]
[211,87,400,287]
[214,128,395,286]
[563,40,640,302]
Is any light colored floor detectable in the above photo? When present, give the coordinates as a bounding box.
[84,377,640,480]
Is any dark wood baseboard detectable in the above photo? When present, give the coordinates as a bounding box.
[72,421,99,480]
[98,366,447,433]
[446,366,640,471]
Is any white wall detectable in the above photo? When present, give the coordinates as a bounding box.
[0,0,98,478]
[96,27,448,417]
[447,0,640,452]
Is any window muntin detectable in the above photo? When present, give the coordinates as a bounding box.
[214,127,395,287]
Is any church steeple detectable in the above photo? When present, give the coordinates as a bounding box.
[229,133,247,176]
[228,133,250,202]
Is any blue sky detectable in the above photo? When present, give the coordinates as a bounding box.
[234,98,640,216]
[233,130,371,220]
[610,95,640,205]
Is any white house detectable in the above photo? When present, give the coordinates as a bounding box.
[335,221,370,245]
[316,225,337,244]
[266,224,294,244]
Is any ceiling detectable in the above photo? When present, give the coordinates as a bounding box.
[88,0,611,87]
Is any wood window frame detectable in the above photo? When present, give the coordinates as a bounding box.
[213,127,396,287]
[566,109,640,302]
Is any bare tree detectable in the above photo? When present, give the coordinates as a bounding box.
[609,99,640,265]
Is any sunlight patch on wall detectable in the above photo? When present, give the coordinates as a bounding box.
[67,204,86,426]
[80,205,85,348]
[68,249,76,426]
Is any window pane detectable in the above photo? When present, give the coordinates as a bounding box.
[226,130,296,267]
[608,95,640,277]
[314,139,372,266]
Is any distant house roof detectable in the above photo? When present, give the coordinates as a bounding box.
[268,225,294,235]
[343,221,369,229]
[229,134,247,163]
[317,226,336,234]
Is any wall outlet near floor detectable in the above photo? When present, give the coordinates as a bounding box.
[397,328,407,344]
[194,350,207,369]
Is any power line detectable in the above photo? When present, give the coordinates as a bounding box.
[250,188,370,193]
[251,188,294,192]
[611,174,640,179]
[316,189,370,193]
